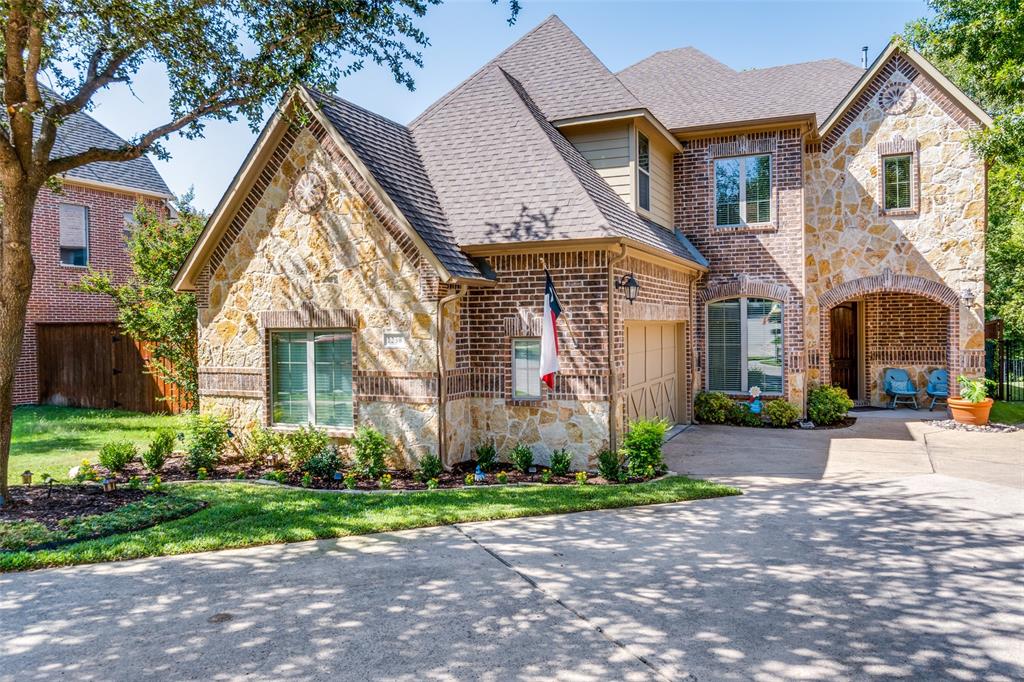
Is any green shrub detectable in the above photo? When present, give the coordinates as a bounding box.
[143,429,175,473]
[464,473,475,486]
[508,443,534,473]
[622,418,668,477]
[343,472,358,490]
[958,375,988,403]
[808,385,854,425]
[728,402,764,427]
[575,471,588,486]
[496,471,509,484]
[540,470,552,483]
[764,400,799,428]
[426,478,439,490]
[352,425,390,478]
[597,449,623,482]
[99,440,137,474]
[301,472,313,488]
[694,391,734,424]
[196,467,208,481]
[262,470,288,484]
[305,444,342,480]
[243,427,285,468]
[417,453,443,481]
[287,425,330,472]
[474,441,497,471]
[186,413,230,474]
[549,448,572,476]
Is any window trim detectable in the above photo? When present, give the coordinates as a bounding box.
[881,153,915,214]
[713,154,773,228]
[705,297,784,395]
[269,329,354,429]
[58,203,89,267]
[511,337,542,401]
[637,131,651,212]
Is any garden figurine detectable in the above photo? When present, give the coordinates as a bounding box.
[474,465,486,482]
[749,386,763,414]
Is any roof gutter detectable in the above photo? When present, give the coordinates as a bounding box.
[552,108,684,153]
[61,175,175,201]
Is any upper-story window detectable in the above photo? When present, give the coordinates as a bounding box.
[637,132,651,212]
[883,154,912,210]
[59,203,89,266]
[715,154,771,227]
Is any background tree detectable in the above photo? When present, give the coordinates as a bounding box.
[0,0,519,500]
[77,194,205,406]
[906,0,1024,340]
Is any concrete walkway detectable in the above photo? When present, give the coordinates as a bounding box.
[1,415,1021,681]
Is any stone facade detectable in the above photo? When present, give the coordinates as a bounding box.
[804,53,987,403]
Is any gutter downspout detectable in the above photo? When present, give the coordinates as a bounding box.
[437,284,468,466]
[607,244,628,454]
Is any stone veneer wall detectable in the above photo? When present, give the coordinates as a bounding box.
[195,123,445,466]
[804,53,987,397]
[675,128,807,404]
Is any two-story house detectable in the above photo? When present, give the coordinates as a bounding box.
[15,107,173,408]
[173,16,989,468]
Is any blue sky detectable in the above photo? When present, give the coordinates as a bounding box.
[86,0,927,212]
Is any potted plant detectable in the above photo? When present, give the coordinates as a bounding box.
[948,375,994,425]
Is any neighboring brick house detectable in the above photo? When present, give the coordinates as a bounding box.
[173,16,989,468]
[14,109,173,406]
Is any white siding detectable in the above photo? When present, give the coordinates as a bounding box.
[565,122,633,208]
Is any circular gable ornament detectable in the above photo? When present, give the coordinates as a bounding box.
[292,169,326,214]
[878,82,916,115]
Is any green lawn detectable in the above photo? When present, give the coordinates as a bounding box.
[991,401,1024,425]
[9,406,184,486]
[0,478,739,571]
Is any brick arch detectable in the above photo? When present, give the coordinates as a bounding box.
[817,269,961,396]
[817,269,960,311]
[698,276,791,304]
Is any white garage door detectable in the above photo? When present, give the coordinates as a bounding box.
[625,322,681,424]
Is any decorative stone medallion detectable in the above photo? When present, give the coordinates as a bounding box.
[878,82,916,115]
[291,169,326,214]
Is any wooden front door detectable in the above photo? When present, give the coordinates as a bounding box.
[830,303,859,399]
[625,322,681,424]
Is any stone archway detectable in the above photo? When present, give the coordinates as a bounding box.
[817,269,961,402]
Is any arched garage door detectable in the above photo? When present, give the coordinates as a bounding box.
[625,322,683,424]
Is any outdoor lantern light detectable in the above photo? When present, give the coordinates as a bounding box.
[21,470,32,485]
[961,288,976,308]
[102,478,117,493]
[615,273,640,303]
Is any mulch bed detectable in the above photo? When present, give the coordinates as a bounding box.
[810,416,857,430]
[0,485,152,529]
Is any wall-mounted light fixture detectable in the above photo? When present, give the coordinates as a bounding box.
[960,288,976,308]
[615,273,640,304]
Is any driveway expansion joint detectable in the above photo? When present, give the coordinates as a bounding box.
[453,523,679,682]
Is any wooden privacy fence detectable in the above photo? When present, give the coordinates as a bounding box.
[36,323,191,414]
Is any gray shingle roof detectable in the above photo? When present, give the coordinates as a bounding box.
[47,105,172,196]
[307,87,484,280]
[618,48,864,130]
[413,15,641,129]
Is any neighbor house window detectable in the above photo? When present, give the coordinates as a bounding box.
[271,330,353,428]
[59,204,88,266]
[123,211,137,240]
[637,132,651,211]
[715,154,771,226]
[707,297,783,394]
[883,154,912,210]
[512,338,541,399]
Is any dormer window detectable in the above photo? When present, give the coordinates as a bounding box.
[715,154,771,227]
[637,132,651,211]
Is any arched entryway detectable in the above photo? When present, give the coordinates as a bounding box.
[818,270,960,406]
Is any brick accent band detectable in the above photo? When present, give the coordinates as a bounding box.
[199,366,264,398]
[698,277,791,304]
[817,269,959,310]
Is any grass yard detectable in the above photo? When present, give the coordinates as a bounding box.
[991,401,1024,425]
[0,478,740,571]
[9,406,184,486]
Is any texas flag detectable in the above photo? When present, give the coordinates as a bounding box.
[539,270,562,390]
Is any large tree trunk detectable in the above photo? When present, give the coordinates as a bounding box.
[0,180,39,501]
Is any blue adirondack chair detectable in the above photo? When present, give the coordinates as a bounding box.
[926,368,949,411]
[883,368,919,409]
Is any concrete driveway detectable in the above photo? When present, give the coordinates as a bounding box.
[2,415,1022,681]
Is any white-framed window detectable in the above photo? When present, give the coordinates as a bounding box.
[59,203,89,266]
[270,330,353,428]
[637,132,651,212]
[715,154,771,226]
[123,211,137,240]
[512,338,541,399]
[883,154,912,210]
[707,297,783,394]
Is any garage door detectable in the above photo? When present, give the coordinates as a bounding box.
[625,322,681,424]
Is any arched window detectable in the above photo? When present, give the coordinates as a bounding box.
[707,298,783,394]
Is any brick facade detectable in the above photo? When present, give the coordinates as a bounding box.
[15,183,166,405]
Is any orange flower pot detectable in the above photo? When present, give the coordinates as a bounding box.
[947,397,993,426]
